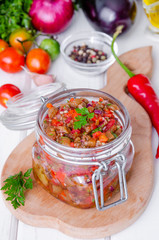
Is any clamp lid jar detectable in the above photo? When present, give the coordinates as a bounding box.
[32,88,134,211]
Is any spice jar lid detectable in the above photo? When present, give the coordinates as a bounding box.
[0,83,65,130]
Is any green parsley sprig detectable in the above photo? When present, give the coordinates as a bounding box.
[74,107,94,129]
[1,168,33,209]
[0,0,33,42]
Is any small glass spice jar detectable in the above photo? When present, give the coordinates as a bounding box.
[32,89,134,211]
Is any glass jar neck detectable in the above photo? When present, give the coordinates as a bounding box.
[36,88,132,163]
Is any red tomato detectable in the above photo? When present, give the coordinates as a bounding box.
[0,39,9,53]
[0,47,25,73]
[26,48,51,74]
[9,28,33,53]
[0,84,21,108]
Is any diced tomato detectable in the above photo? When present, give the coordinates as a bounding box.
[91,166,98,172]
[56,171,66,185]
[90,123,96,130]
[91,101,96,107]
[99,133,108,143]
[99,116,104,122]
[70,142,74,147]
[45,114,49,119]
[104,109,114,118]
[99,97,103,102]
[51,119,63,126]
[69,98,74,102]
[65,109,79,119]
[71,129,81,134]
[91,115,98,122]
[92,131,102,139]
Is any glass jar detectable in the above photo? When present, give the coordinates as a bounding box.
[32,89,134,211]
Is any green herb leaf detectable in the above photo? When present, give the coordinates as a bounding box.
[88,112,94,119]
[0,0,33,42]
[0,168,33,209]
[111,132,118,138]
[91,127,102,134]
[75,107,89,115]
[24,168,32,177]
[74,115,87,129]
[74,107,94,129]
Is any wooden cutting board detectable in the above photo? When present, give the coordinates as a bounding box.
[1,46,154,239]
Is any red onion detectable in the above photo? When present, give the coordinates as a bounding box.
[87,103,92,107]
[29,0,74,34]
[94,109,102,115]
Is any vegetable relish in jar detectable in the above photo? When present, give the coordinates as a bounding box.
[43,97,122,148]
[32,89,134,210]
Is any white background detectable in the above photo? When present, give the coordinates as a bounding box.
[0,1,159,240]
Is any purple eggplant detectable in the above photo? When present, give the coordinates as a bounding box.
[81,0,137,35]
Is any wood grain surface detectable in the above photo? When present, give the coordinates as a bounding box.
[1,46,154,239]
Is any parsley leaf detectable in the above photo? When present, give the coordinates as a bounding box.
[75,107,89,115]
[74,107,94,129]
[1,168,33,209]
[74,115,87,129]
[0,0,33,42]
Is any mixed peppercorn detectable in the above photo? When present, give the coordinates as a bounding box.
[43,97,122,148]
[69,45,107,64]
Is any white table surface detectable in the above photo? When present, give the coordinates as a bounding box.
[1,1,159,240]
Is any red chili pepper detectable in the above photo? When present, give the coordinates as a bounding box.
[111,25,159,158]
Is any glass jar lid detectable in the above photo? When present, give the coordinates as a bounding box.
[0,83,65,130]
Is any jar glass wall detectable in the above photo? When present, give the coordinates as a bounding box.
[32,89,134,209]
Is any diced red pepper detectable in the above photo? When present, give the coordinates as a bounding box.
[92,101,96,107]
[92,131,102,139]
[71,129,81,134]
[51,119,63,126]
[59,190,67,201]
[51,170,56,178]
[99,97,103,102]
[90,123,96,130]
[103,119,116,132]
[65,116,72,124]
